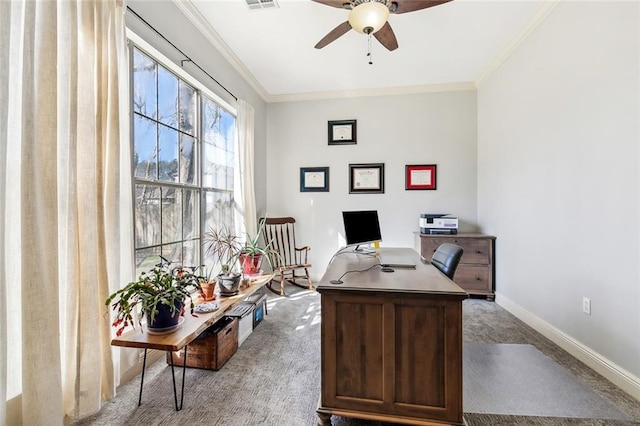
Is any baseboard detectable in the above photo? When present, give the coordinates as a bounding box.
[495,292,640,402]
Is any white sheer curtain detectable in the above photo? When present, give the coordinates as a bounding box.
[237,99,257,236]
[0,1,132,424]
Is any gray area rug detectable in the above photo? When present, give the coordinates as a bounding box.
[74,289,639,426]
[464,343,632,420]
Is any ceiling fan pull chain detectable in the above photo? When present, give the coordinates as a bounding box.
[367,33,373,65]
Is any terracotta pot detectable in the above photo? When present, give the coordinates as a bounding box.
[239,253,263,276]
[200,281,216,301]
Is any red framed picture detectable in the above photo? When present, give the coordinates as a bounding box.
[405,164,437,190]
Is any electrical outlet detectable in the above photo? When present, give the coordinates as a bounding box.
[582,297,591,315]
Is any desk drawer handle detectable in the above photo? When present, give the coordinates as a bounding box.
[476,250,482,254]
[476,277,482,281]
[225,328,233,335]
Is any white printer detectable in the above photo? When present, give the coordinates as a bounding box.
[420,214,458,235]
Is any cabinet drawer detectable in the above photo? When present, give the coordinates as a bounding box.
[456,238,490,265]
[421,237,491,265]
[454,266,491,293]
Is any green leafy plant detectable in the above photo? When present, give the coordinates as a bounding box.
[198,265,216,284]
[197,265,217,301]
[105,258,202,336]
[204,220,282,277]
[238,218,279,272]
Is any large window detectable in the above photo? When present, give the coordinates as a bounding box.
[131,45,236,275]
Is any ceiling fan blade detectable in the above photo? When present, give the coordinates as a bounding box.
[311,0,351,10]
[391,0,452,14]
[315,21,352,49]
[374,22,399,51]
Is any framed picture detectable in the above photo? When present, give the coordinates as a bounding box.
[328,119,357,145]
[349,163,384,194]
[300,167,329,192]
[405,164,437,190]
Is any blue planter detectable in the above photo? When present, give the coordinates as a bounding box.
[146,300,183,330]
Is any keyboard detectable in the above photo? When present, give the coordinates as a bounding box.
[378,253,416,269]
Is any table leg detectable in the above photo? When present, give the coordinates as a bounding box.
[168,345,188,411]
[137,348,148,406]
[317,412,332,426]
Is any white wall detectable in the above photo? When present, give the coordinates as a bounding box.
[478,0,640,383]
[266,91,478,280]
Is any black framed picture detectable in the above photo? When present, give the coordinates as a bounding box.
[328,120,357,145]
[300,167,330,192]
[349,163,384,194]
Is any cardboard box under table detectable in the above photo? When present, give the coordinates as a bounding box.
[166,316,238,370]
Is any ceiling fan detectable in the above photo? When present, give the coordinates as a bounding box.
[312,0,452,51]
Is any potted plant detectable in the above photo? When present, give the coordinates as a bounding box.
[203,225,243,296]
[238,219,276,276]
[198,266,216,302]
[105,258,202,336]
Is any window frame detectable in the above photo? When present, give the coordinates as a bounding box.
[128,30,238,274]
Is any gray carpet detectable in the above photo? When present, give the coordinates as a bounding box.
[73,289,640,426]
[463,343,632,420]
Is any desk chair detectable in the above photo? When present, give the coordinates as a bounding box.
[260,217,313,295]
[431,243,464,280]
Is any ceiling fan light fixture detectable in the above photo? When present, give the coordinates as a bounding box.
[348,1,389,35]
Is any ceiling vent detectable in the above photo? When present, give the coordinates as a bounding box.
[245,0,279,10]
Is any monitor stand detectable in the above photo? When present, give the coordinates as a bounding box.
[352,245,375,255]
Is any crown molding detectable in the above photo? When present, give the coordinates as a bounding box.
[266,81,477,103]
[172,0,270,102]
[476,1,560,88]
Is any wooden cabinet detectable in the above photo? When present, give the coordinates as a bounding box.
[420,233,496,300]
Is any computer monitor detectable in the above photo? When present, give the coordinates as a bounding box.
[342,210,382,249]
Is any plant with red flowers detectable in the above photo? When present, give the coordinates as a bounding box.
[105,258,202,336]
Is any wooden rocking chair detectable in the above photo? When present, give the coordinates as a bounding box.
[260,217,313,296]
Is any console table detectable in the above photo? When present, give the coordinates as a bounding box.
[110,273,273,410]
[316,248,467,426]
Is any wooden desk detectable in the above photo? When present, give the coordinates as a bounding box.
[111,274,273,410]
[316,248,467,426]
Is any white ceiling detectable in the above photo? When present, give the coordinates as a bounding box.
[176,0,555,101]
